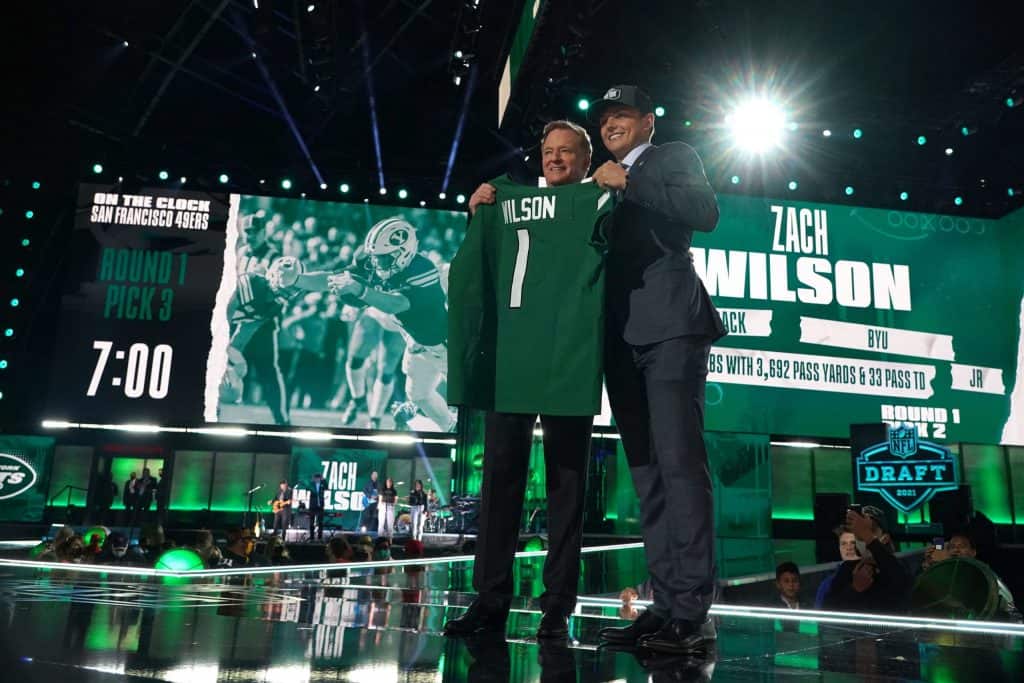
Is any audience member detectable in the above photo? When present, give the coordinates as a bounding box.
[264,535,292,565]
[219,527,256,568]
[822,506,910,613]
[403,539,425,558]
[56,535,86,563]
[96,532,135,566]
[775,562,802,609]
[192,530,221,567]
[373,537,392,561]
[326,536,353,563]
[814,526,860,607]
[33,527,76,562]
[916,530,1021,622]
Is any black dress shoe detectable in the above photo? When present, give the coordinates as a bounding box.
[536,611,569,639]
[599,608,666,645]
[443,600,509,637]
[637,618,710,655]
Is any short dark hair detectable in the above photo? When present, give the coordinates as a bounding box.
[776,562,800,580]
[326,536,352,561]
[541,120,593,160]
[279,479,288,485]
[949,531,976,549]
[313,472,322,478]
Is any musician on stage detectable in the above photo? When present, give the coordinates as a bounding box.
[308,472,326,541]
[409,480,427,541]
[379,477,398,540]
[269,480,293,536]
[360,471,380,531]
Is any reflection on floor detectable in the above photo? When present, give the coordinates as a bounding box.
[0,549,1021,682]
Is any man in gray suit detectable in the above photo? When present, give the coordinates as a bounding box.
[590,85,725,655]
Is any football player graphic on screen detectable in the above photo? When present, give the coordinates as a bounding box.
[222,255,302,425]
[297,217,456,432]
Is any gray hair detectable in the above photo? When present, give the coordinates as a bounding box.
[541,120,593,159]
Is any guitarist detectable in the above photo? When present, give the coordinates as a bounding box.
[269,480,293,536]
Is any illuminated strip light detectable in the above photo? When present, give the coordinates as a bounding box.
[0,541,644,579]
[41,420,456,446]
[575,596,1024,637]
[770,440,847,449]
[531,428,622,440]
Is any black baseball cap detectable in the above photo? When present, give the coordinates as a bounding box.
[588,85,654,123]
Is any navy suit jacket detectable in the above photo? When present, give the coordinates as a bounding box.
[606,142,727,345]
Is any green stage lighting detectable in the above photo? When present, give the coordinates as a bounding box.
[524,537,546,552]
[92,164,103,174]
[31,181,40,189]
[1009,188,1016,197]
[218,174,229,184]
[379,187,387,195]
[900,191,909,201]
[853,128,863,139]
[844,186,855,196]
[398,189,408,199]
[954,196,963,206]
[24,210,33,219]
[577,98,590,111]
[154,548,206,572]
[1006,97,1017,108]
[916,135,927,145]
[456,194,466,204]
[281,178,293,190]
[730,175,740,185]
[21,239,30,247]
[3,329,12,338]
[158,170,169,180]
[0,360,8,369]
[15,268,24,277]
[439,192,447,200]
[10,299,19,307]
[83,527,107,547]
[684,119,693,127]
[654,106,666,117]
[340,183,350,193]
[788,180,798,191]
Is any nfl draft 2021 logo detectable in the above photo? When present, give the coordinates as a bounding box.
[0,453,38,501]
[855,425,959,513]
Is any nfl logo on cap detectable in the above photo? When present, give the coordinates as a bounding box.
[604,88,621,100]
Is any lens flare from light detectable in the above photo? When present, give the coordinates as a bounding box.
[725,98,787,153]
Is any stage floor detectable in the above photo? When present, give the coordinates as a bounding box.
[0,547,1021,682]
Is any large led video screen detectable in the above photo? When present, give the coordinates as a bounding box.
[47,185,466,433]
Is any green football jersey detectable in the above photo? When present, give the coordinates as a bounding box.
[448,175,612,415]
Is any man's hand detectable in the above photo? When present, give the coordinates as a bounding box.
[852,560,876,593]
[592,161,629,191]
[468,183,497,215]
[327,271,362,296]
[846,510,876,543]
[924,546,951,569]
[620,587,639,604]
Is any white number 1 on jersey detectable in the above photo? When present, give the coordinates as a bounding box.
[510,229,530,308]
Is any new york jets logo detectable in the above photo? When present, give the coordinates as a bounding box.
[0,453,37,501]
[388,228,409,246]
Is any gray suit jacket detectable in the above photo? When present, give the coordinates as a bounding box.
[606,142,727,345]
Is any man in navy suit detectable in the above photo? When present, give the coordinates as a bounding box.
[590,85,726,655]
[308,472,326,541]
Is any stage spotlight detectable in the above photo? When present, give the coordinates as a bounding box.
[398,189,408,199]
[654,106,666,117]
[179,176,187,183]
[788,180,798,191]
[900,191,909,201]
[844,186,855,196]
[0,361,7,369]
[4,329,11,337]
[822,129,832,137]
[456,194,466,204]
[31,181,40,189]
[961,125,976,136]
[24,210,34,219]
[92,163,103,174]
[684,119,693,127]
[10,299,19,308]
[419,201,426,207]
[218,174,229,184]
[853,128,863,139]
[379,187,387,195]
[454,50,464,59]
[725,99,786,153]
[123,40,129,47]
[159,170,169,180]
[439,192,447,200]
[730,175,740,185]
[954,196,963,206]
[453,75,462,86]
[15,269,24,277]
[1009,188,1017,197]
[916,135,927,145]
[1006,96,1021,108]
[319,182,327,190]
[339,183,350,193]
[21,239,29,247]
[577,98,590,111]
[281,178,293,190]
[945,148,954,156]
[306,4,315,12]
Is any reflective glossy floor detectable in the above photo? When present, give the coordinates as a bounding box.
[0,549,1022,682]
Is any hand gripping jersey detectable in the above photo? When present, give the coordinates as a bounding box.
[229,272,289,324]
[448,176,612,415]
